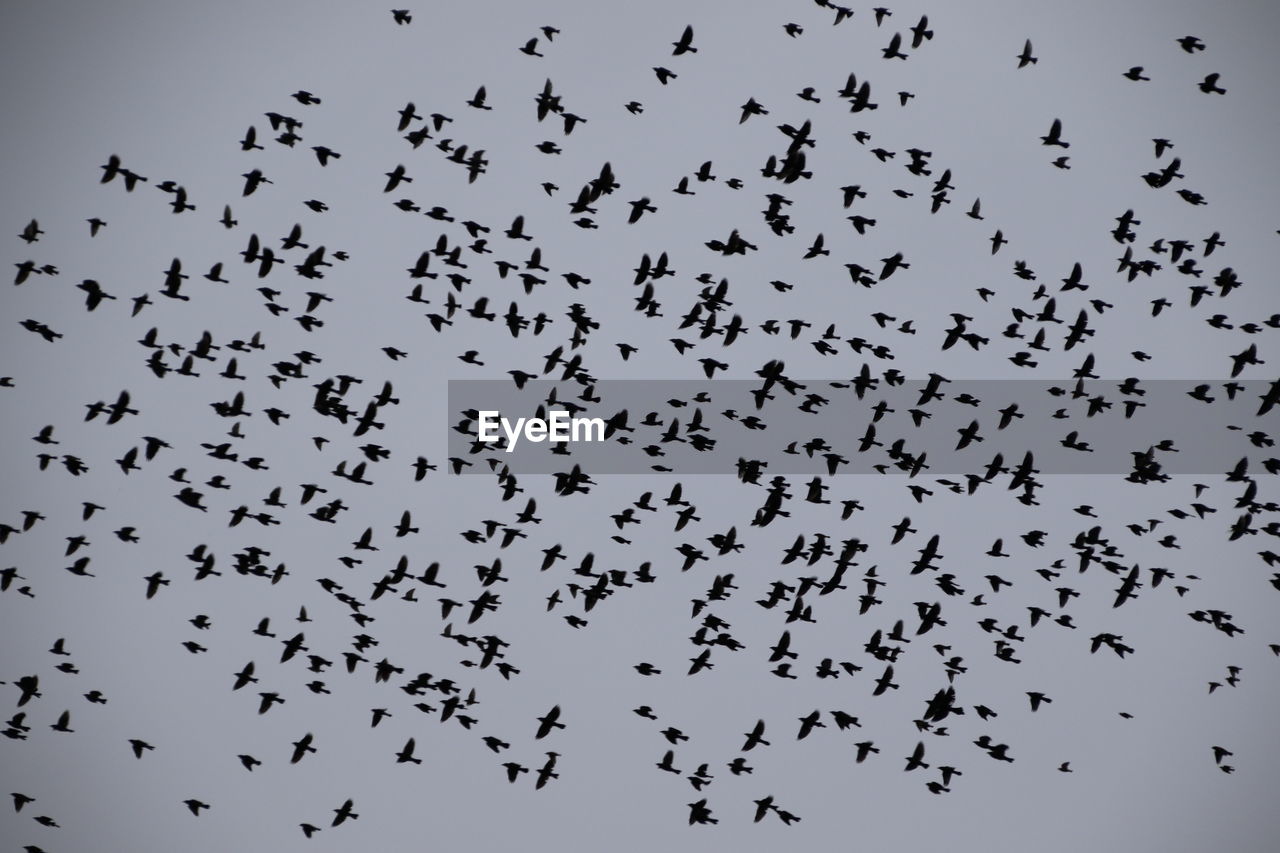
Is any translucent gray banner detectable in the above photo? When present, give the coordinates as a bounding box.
[446,377,1280,476]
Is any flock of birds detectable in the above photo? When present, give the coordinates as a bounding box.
[3,2,1278,847]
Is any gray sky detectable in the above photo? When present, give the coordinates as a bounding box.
[2,1,1279,851]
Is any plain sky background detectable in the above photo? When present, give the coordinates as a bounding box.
[2,1,1279,851]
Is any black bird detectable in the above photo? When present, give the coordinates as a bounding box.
[1017,39,1037,67]
[467,86,492,110]
[395,738,422,765]
[331,798,359,826]
[535,705,565,739]
[1198,73,1226,95]
[1041,118,1069,148]
[672,25,697,55]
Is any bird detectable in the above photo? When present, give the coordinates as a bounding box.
[534,705,565,739]
[1198,73,1226,94]
[1041,118,1070,148]
[467,86,492,110]
[1017,39,1037,67]
[672,25,696,56]
[183,799,210,816]
[394,738,422,764]
[18,219,43,243]
[687,799,717,825]
[742,719,770,751]
[331,798,359,826]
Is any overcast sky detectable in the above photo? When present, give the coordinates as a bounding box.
[2,2,1279,851]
